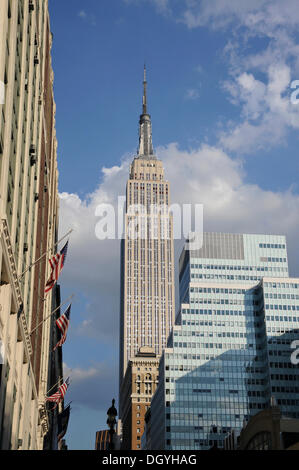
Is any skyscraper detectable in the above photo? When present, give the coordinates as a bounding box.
[119,68,175,427]
[149,232,299,450]
[0,0,61,449]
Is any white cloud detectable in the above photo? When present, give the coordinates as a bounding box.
[63,362,117,410]
[64,362,107,383]
[182,2,299,154]
[176,0,299,33]
[219,64,299,153]
[185,88,200,100]
[78,10,87,19]
[124,0,170,15]
[77,10,96,26]
[195,64,204,74]
[134,1,299,155]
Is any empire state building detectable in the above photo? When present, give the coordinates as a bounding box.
[119,68,175,391]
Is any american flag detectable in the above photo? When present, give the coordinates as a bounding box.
[45,241,68,294]
[46,377,70,407]
[53,305,71,351]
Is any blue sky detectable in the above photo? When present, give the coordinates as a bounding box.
[48,0,299,449]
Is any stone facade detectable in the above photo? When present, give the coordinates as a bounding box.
[120,347,159,450]
[0,0,60,449]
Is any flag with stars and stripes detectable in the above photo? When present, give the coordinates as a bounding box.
[53,305,71,351]
[46,377,70,407]
[45,241,68,294]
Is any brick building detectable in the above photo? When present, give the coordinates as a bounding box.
[120,346,159,450]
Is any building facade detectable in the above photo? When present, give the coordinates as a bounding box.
[0,0,61,449]
[149,232,299,450]
[225,404,299,450]
[95,429,110,450]
[120,346,159,450]
[119,69,175,429]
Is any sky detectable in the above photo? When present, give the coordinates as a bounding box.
[48,0,299,449]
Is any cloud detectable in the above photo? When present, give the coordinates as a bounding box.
[123,0,170,15]
[183,1,299,155]
[219,64,299,153]
[77,9,96,26]
[195,64,204,74]
[58,143,299,349]
[175,0,299,34]
[185,88,200,100]
[132,1,299,155]
[78,10,87,19]
[58,157,131,343]
[188,2,299,153]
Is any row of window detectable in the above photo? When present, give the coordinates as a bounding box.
[180,319,262,328]
[190,264,286,271]
[181,307,299,318]
[191,274,286,281]
[192,389,240,394]
[180,312,261,323]
[264,282,299,289]
[265,304,299,311]
[189,299,257,305]
[259,243,285,249]
[174,328,255,337]
[260,257,286,263]
[265,293,299,299]
[190,287,252,294]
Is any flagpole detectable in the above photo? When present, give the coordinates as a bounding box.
[45,376,71,397]
[63,401,72,410]
[45,377,64,397]
[18,229,73,280]
[30,294,74,335]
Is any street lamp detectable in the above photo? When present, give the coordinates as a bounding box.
[107,398,117,450]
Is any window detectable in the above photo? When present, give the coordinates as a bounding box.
[246,432,272,450]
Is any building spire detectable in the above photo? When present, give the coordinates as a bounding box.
[138,65,154,158]
[142,64,147,115]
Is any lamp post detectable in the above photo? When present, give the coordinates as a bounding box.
[107,399,117,450]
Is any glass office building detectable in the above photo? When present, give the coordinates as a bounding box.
[149,233,299,450]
